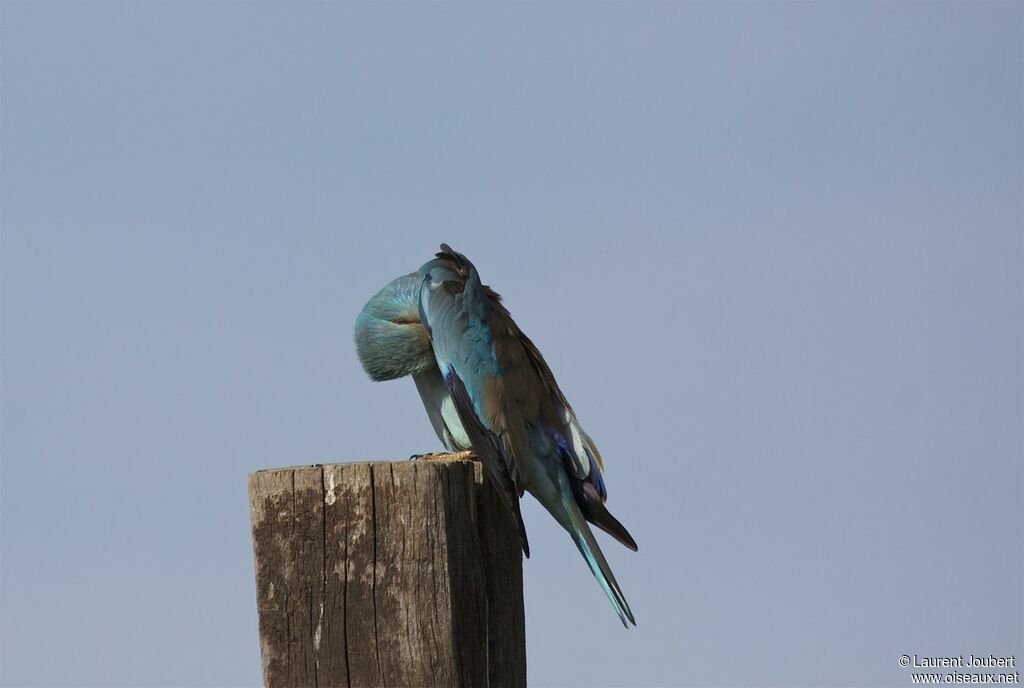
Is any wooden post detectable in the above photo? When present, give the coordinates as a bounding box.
[248,460,526,688]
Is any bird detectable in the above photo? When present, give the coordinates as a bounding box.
[354,244,637,626]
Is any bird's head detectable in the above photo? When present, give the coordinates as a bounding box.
[354,272,435,381]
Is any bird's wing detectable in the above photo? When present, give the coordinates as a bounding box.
[418,245,534,556]
[489,279,638,552]
[511,323,593,479]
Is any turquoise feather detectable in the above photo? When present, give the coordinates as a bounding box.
[355,245,637,626]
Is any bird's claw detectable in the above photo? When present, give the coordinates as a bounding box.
[409,451,477,462]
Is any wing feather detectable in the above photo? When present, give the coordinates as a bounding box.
[445,368,530,556]
[419,247,533,554]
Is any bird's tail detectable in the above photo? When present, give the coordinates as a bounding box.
[561,495,636,627]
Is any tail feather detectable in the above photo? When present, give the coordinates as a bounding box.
[563,439,638,553]
[577,481,639,552]
[564,497,636,627]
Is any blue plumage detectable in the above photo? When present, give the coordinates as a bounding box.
[355,244,637,626]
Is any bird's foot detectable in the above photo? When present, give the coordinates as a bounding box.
[408,450,477,462]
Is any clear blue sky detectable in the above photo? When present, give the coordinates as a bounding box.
[2,2,1021,686]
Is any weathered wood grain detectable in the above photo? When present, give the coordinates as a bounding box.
[249,460,526,688]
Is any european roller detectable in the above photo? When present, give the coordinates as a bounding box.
[354,244,637,626]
